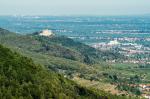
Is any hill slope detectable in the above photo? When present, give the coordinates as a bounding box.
[0,44,118,99]
[0,28,126,80]
[0,28,141,98]
[33,35,125,64]
[0,44,135,99]
[0,28,125,65]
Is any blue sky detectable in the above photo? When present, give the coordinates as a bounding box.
[0,0,150,16]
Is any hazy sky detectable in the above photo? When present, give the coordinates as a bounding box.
[0,0,150,16]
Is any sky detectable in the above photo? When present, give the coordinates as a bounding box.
[0,0,150,16]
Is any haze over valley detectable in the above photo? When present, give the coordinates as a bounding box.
[0,0,150,98]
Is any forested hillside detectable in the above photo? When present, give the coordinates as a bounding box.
[0,44,136,99]
[0,28,143,98]
[0,27,125,65]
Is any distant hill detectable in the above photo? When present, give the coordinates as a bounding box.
[0,28,125,65]
[0,28,126,79]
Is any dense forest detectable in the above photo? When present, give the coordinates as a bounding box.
[0,44,135,99]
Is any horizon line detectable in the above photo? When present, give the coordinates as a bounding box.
[0,13,150,17]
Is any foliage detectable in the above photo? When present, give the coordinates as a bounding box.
[0,44,135,99]
[0,28,146,98]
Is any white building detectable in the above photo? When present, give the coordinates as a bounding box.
[39,29,54,37]
[108,40,120,46]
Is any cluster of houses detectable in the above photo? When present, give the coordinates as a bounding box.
[139,84,150,99]
[142,94,150,99]
[140,84,150,91]
[126,84,150,99]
